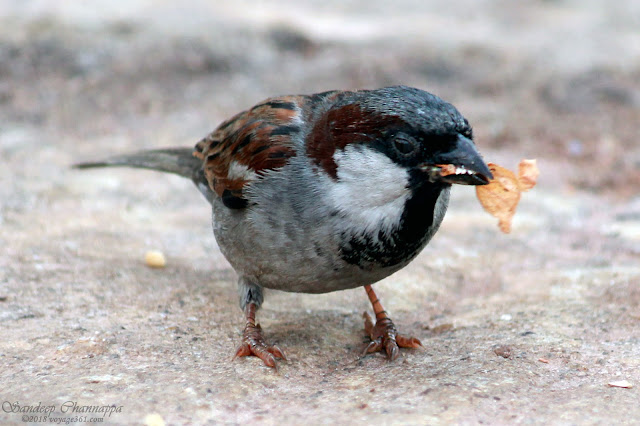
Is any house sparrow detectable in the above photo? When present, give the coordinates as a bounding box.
[75,85,492,367]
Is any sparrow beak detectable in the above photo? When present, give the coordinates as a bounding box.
[421,134,493,185]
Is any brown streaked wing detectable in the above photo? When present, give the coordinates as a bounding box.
[193,95,306,208]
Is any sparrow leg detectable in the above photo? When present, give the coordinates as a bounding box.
[362,284,422,360]
[233,278,285,368]
[233,303,286,368]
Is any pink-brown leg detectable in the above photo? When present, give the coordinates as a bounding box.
[233,302,286,368]
[362,285,422,360]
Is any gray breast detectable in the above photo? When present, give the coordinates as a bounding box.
[211,158,450,294]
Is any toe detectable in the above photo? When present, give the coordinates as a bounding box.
[233,342,252,359]
[397,335,422,349]
[362,315,421,360]
[362,312,375,336]
[233,323,285,368]
[267,345,286,360]
[363,340,382,356]
[385,341,400,361]
[255,349,277,368]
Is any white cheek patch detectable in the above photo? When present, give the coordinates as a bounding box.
[226,160,256,181]
[329,145,411,236]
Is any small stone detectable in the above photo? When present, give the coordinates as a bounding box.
[143,413,165,426]
[607,380,633,389]
[145,251,166,268]
[494,345,512,358]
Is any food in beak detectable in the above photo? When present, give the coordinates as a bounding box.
[475,159,539,233]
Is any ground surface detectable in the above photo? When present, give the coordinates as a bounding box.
[1,1,639,425]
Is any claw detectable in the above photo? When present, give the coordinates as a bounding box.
[233,342,252,359]
[363,339,381,356]
[363,311,375,335]
[267,345,286,359]
[385,339,399,361]
[396,334,422,349]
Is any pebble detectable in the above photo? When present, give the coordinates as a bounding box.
[145,251,166,268]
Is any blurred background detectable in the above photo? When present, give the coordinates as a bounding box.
[1,1,640,424]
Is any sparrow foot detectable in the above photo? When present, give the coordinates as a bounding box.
[234,323,286,368]
[233,303,286,368]
[362,285,422,360]
[362,312,422,360]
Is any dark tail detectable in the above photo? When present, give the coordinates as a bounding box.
[73,148,213,203]
[73,148,200,178]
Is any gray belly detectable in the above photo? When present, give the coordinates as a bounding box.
[211,199,404,293]
[210,185,449,294]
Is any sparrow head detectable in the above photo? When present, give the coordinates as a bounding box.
[307,85,493,188]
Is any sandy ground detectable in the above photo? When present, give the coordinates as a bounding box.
[1,1,639,424]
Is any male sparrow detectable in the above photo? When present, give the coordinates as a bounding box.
[75,85,492,367]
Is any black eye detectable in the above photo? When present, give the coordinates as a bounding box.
[393,135,418,156]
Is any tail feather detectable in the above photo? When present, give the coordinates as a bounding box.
[73,147,214,203]
[73,148,199,178]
